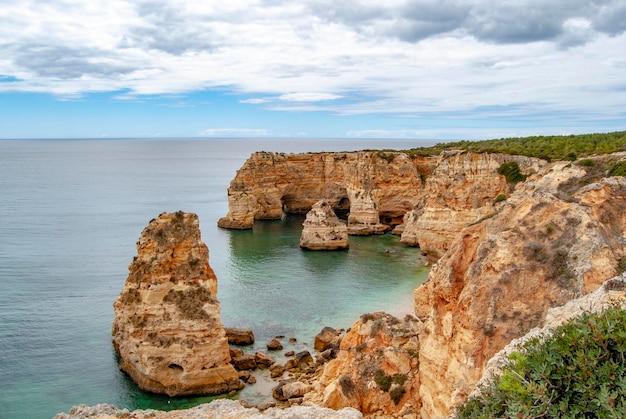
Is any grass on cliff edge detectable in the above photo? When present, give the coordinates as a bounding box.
[455,303,626,418]
[403,130,626,161]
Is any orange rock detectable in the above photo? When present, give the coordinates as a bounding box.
[112,211,241,397]
[218,151,430,233]
[415,164,626,418]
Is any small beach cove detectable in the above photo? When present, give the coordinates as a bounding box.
[0,138,430,418]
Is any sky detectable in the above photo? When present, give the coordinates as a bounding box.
[0,0,625,140]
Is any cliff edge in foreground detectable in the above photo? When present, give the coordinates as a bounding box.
[414,157,626,417]
[54,399,363,419]
[112,211,241,397]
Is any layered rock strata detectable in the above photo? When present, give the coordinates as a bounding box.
[400,151,545,258]
[218,151,430,233]
[218,150,547,259]
[300,200,349,250]
[112,211,241,397]
[414,160,626,417]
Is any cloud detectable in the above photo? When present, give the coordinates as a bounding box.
[240,98,272,104]
[0,0,625,128]
[198,128,271,137]
[278,93,343,102]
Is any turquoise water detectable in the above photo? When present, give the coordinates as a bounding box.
[0,139,431,418]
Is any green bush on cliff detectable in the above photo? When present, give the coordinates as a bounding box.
[497,161,527,183]
[456,304,626,418]
[609,161,626,177]
[405,130,626,160]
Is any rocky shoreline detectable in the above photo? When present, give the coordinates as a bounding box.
[54,399,363,419]
[59,149,626,418]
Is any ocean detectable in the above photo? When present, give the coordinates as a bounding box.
[0,138,432,418]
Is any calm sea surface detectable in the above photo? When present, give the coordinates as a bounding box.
[0,139,432,418]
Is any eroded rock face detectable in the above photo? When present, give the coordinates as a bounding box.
[112,211,241,397]
[401,151,546,258]
[218,151,429,231]
[300,200,349,250]
[304,312,422,418]
[473,274,626,398]
[414,162,626,418]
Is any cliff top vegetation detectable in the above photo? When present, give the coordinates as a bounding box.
[456,302,626,418]
[404,130,626,161]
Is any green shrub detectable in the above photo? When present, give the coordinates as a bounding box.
[403,131,626,160]
[609,161,626,177]
[390,386,406,405]
[375,370,392,392]
[578,158,595,167]
[377,151,396,163]
[456,305,626,418]
[392,373,408,386]
[493,194,507,204]
[497,161,527,183]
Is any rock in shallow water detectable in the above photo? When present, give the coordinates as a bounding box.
[111,211,241,397]
[300,200,349,250]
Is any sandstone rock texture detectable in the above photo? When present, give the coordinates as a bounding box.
[218,151,430,234]
[218,151,548,257]
[300,200,349,250]
[400,151,545,258]
[112,211,241,397]
[54,399,363,419]
[225,327,255,345]
[473,273,626,397]
[414,158,626,418]
[304,312,422,418]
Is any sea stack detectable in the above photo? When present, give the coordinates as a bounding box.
[300,200,349,250]
[112,211,241,397]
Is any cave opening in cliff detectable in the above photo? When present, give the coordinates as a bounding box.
[280,194,352,217]
[335,197,351,217]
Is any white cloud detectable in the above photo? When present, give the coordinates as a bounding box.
[0,0,625,128]
[278,93,343,102]
[240,98,272,104]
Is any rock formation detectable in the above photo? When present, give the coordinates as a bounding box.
[473,273,626,397]
[225,327,255,345]
[414,158,626,417]
[304,312,422,418]
[107,152,625,417]
[218,151,429,232]
[112,211,241,397]
[54,399,363,419]
[400,151,545,258]
[300,200,349,250]
[218,150,548,257]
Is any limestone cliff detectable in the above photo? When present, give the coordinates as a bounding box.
[218,151,430,233]
[112,211,241,397]
[218,150,546,257]
[304,312,421,418]
[400,151,545,258]
[300,200,349,250]
[474,273,626,397]
[414,158,626,418]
